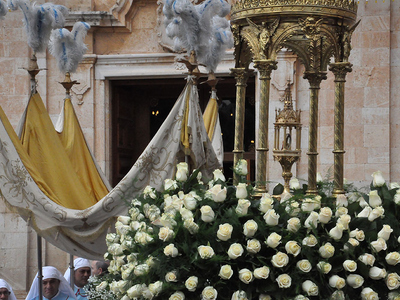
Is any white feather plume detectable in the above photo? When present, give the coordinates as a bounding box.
[49,21,90,74]
[9,0,68,53]
[163,0,233,72]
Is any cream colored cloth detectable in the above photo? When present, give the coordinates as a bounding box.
[0,76,220,259]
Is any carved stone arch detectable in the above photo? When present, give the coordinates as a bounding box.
[241,26,264,61]
[319,26,340,62]
[270,23,303,59]
[111,0,155,32]
[282,40,311,71]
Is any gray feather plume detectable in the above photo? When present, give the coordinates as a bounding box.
[0,0,7,19]
[8,0,68,53]
[49,22,90,73]
[163,0,233,72]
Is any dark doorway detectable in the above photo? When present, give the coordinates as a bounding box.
[111,76,256,186]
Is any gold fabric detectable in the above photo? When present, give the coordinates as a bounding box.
[180,86,192,153]
[203,96,218,140]
[19,93,97,210]
[57,98,109,201]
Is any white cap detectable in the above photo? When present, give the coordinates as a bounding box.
[0,279,17,300]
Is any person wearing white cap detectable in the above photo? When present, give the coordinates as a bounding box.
[64,258,91,300]
[0,279,17,300]
[26,266,76,300]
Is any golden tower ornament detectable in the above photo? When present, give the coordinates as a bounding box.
[230,0,359,196]
[273,82,301,195]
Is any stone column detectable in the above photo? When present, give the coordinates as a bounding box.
[253,60,277,196]
[304,71,326,195]
[329,62,352,196]
[230,68,250,184]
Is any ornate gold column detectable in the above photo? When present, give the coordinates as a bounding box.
[329,62,352,196]
[231,68,251,184]
[304,71,326,195]
[253,59,277,196]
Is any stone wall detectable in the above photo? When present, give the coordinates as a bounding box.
[0,1,397,298]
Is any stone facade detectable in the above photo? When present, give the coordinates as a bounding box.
[0,0,398,298]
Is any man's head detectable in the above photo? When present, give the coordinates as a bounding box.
[0,288,10,300]
[74,267,91,288]
[42,278,60,299]
[91,261,110,276]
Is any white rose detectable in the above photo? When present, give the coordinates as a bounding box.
[266,232,282,248]
[253,266,270,279]
[234,159,248,176]
[304,211,319,229]
[185,276,198,292]
[297,259,312,273]
[302,235,318,247]
[290,177,301,190]
[208,184,227,202]
[263,209,280,226]
[176,162,188,182]
[164,244,179,257]
[358,197,369,208]
[238,268,254,284]
[165,271,178,282]
[336,194,348,207]
[236,199,251,216]
[246,239,261,254]
[358,253,376,266]
[219,265,233,279]
[227,243,244,259]
[317,172,323,183]
[183,194,197,211]
[271,252,289,268]
[236,183,248,199]
[394,190,400,205]
[386,252,400,265]
[127,284,144,298]
[180,207,193,220]
[96,281,108,291]
[159,227,174,242]
[200,205,215,223]
[117,216,131,225]
[217,223,233,241]
[370,237,387,252]
[134,264,150,276]
[287,217,301,232]
[142,287,153,300]
[345,238,360,249]
[318,207,332,224]
[368,190,382,208]
[276,274,292,288]
[349,228,365,241]
[285,241,301,256]
[361,287,379,300]
[346,274,364,288]
[302,280,319,296]
[329,275,346,289]
[184,218,199,234]
[337,214,351,230]
[317,261,332,274]
[164,179,178,191]
[243,220,258,237]
[198,245,215,259]
[286,201,301,216]
[378,224,393,241]
[231,291,247,300]
[301,198,318,212]
[259,194,274,213]
[319,242,335,258]
[202,286,218,300]
[213,169,226,182]
[386,273,400,290]
[259,295,272,300]
[372,170,385,187]
[169,291,185,300]
[369,266,387,280]
[343,260,357,272]
[329,223,344,240]
[357,206,372,218]
[143,186,157,199]
[390,182,400,189]
[335,206,348,217]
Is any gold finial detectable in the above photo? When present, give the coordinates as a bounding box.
[25,52,42,94]
[59,72,79,98]
[202,71,220,91]
[178,50,205,82]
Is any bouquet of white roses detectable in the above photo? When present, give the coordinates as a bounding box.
[95,163,400,300]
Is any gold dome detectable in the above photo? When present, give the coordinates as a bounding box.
[231,0,358,24]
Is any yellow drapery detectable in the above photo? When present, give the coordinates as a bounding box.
[19,93,98,210]
[203,96,218,141]
[57,98,109,201]
[180,84,192,154]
